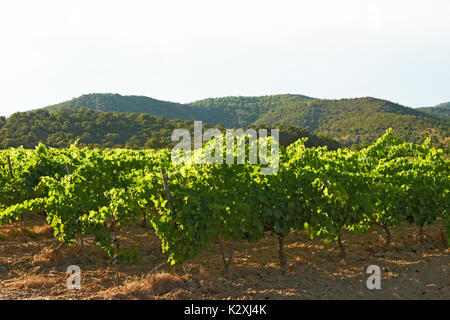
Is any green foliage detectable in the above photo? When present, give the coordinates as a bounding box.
[418,104,450,121]
[40,93,202,120]
[26,93,449,151]
[250,124,341,150]
[188,94,312,127]
[0,108,341,150]
[0,108,195,149]
[0,116,5,130]
[252,97,449,149]
[0,130,448,266]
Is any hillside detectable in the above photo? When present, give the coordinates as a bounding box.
[191,96,448,148]
[437,102,450,108]
[417,103,450,121]
[41,93,205,121]
[0,108,194,149]
[42,93,312,127]
[252,97,449,146]
[188,94,312,127]
[34,93,449,150]
[0,108,340,150]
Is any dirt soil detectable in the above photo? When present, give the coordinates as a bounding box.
[0,213,448,300]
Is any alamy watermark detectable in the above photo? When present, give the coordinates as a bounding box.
[66,265,81,290]
[366,265,381,290]
[171,121,280,175]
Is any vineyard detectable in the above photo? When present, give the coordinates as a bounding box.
[0,130,449,282]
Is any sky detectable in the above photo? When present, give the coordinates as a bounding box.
[1,0,449,117]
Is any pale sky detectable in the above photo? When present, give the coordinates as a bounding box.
[1,0,449,117]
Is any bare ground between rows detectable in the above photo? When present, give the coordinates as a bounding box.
[0,213,448,300]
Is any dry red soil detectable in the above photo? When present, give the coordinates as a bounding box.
[0,213,448,300]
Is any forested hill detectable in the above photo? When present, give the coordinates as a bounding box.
[251,97,449,147]
[0,108,341,150]
[31,93,449,150]
[0,108,194,149]
[190,96,448,148]
[40,93,205,120]
[417,103,450,121]
[187,94,312,127]
[437,102,450,108]
[41,93,312,127]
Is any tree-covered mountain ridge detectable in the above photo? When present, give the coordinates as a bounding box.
[26,93,450,150]
[0,108,342,150]
[417,102,450,121]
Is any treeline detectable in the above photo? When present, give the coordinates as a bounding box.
[418,104,450,121]
[0,108,194,149]
[252,97,450,149]
[41,93,204,120]
[189,95,449,150]
[35,93,449,151]
[0,108,341,150]
[249,124,341,150]
[188,94,312,127]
